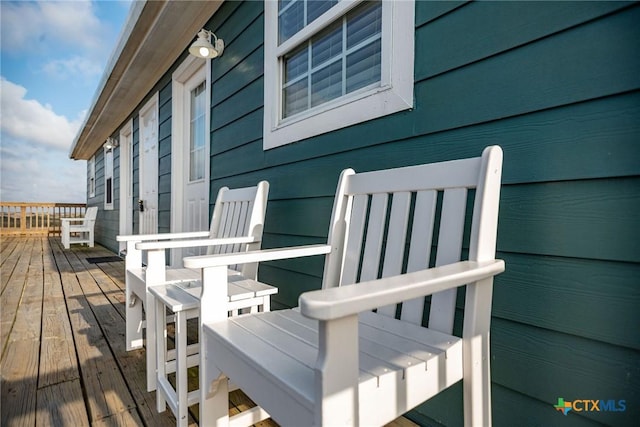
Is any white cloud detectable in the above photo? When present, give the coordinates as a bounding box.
[0,77,83,151]
[0,139,86,203]
[1,1,107,55]
[43,56,103,80]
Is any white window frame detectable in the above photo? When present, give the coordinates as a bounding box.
[103,145,114,210]
[89,155,96,198]
[263,0,415,150]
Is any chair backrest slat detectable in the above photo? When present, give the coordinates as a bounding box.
[340,194,369,286]
[233,201,250,253]
[429,187,468,334]
[401,190,437,324]
[360,193,388,282]
[324,147,502,336]
[377,191,411,318]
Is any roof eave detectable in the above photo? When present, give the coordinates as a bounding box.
[70,0,223,160]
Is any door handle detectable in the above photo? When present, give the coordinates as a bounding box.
[138,199,145,212]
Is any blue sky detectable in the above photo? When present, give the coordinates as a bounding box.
[1,0,132,203]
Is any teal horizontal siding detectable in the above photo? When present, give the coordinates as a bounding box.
[499,178,640,262]
[211,1,262,82]
[415,1,632,80]
[212,109,263,155]
[211,77,263,131]
[211,91,640,185]
[494,253,640,350]
[414,9,640,136]
[491,318,639,426]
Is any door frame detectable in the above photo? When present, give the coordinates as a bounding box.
[118,119,133,254]
[170,55,211,265]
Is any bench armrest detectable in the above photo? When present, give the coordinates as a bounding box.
[299,260,505,320]
[136,236,256,251]
[183,244,332,269]
[116,231,211,242]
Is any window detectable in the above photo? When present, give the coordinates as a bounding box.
[89,156,96,198]
[104,146,114,210]
[189,81,206,182]
[264,0,415,149]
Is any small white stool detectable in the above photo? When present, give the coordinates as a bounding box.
[150,276,277,427]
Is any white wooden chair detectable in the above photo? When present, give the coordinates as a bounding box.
[185,146,505,427]
[61,206,97,249]
[116,181,274,394]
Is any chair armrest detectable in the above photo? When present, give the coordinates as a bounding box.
[183,244,332,269]
[116,231,211,242]
[60,218,84,224]
[135,236,256,251]
[299,260,505,321]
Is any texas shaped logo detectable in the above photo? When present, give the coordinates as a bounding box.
[554,398,572,415]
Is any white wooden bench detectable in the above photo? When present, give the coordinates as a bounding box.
[116,181,273,398]
[185,146,505,426]
[61,206,97,249]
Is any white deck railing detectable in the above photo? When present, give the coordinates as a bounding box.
[0,202,87,236]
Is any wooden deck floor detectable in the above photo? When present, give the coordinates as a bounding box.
[1,236,418,427]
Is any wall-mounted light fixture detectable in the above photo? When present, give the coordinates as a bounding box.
[104,137,118,150]
[189,29,224,59]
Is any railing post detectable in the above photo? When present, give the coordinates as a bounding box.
[20,206,26,234]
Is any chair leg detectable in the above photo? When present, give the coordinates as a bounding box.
[155,296,167,413]
[200,360,229,427]
[199,265,230,427]
[146,290,158,392]
[126,289,144,351]
[176,310,189,427]
[462,279,494,427]
[463,331,492,427]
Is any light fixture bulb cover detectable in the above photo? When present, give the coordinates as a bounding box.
[189,29,224,59]
[104,137,117,149]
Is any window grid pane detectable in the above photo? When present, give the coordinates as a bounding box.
[346,38,381,93]
[279,0,338,45]
[311,60,343,107]
[346,0,382,49]
[282,1,382,119]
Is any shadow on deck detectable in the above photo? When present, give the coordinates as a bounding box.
[0,236,417,427]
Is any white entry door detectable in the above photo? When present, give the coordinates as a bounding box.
[170,57,210,264]
[139,94,159,235]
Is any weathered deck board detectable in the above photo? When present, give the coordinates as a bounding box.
[35,379,89,426]
[0,238,34,351]
[0,237,22,293]
[1,238,43,426]
[39,269,79,388]
[0,237,418,427]
[50,240,137,422]
[50,237,190,427]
